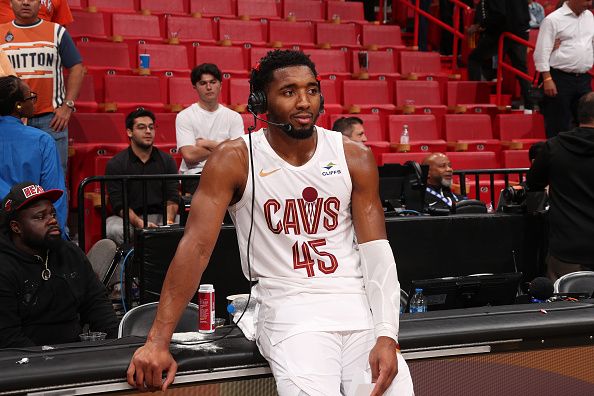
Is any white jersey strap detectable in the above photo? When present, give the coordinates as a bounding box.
[359,239,400,342]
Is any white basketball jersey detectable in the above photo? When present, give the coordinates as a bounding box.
[229,127,373,344]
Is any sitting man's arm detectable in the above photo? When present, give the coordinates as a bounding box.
[0,273,36,348]
[345,137,400,396]
[78,254,119,338]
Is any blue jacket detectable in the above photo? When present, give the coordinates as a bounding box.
[0,116,67,234]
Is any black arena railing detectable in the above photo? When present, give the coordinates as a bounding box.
[454,168,529,205]
[77,174,199,250]
[77,168,529,250]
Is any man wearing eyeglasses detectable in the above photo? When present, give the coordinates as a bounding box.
[0,75,67,237]
[0,0,85,178]
[104,109,180,245]
[176,63,244,194]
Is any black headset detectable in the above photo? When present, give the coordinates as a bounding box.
[247,80,325,115]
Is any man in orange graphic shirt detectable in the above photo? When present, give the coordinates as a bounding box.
[0,0,73,25]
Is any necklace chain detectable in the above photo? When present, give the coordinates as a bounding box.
[35,251,51,281]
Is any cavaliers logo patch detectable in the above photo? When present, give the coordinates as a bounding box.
[5,31,13,42]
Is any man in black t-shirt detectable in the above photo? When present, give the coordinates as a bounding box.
[105,109,179,245]
[423,153,462,213]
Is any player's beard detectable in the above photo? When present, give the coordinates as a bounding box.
[441,177,452,188]
[283,125,315,140]
[24,230,64,252]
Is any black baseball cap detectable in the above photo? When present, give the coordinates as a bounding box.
[1,182,63,219]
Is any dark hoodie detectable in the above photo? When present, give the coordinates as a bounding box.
[0,232,119,348]
[527,127,594,266]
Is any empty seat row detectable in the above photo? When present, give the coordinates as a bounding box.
[69,12,404,49]
[76,73,496,115]
[71,0,366,22]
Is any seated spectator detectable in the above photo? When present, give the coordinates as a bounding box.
[423,152,462,213]
[105,109,180,245]
[0,76,67,236]
[332,116,368,143]
[176,63,244,194]
[0,182,118,348]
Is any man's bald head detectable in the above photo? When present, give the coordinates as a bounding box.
[423,152,453,188]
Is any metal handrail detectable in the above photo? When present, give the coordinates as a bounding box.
[495,32,536,106]
[454,167,529,205]
[77,174,200,251]
[396,0,472,71]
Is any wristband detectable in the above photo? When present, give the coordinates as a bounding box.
[543,77,553,82]
[167,220,174,225]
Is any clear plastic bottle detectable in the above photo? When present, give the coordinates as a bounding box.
[400,124,410,145]
[409,288,427,313]
[227,296,257,317]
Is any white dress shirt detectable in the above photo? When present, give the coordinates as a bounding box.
[533,3,594,74]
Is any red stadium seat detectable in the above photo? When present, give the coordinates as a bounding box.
[112,14,163,42]
[395,80,442,106]
[351,50,400,82]
[381,152,429,166]
[315,23,360,48]
[190,0,236,18]
[343,80,396,114]
[394,80,447,129]
[361,25,405,50]
[303,49,351,81]
[326,1,365,22]
[237,0,281,19]
[250,47,275,68]
[153,113,178,144]
[282,0,325,22]
[399,51,444,76]
[103,75,166,113]
[195,46,249,78]
[228,78,251,113]
[77,74,100,112]
[87,0,135,13]
[495,113,546,150]
[168,77,196,110]
[166,16,217,44]
[319,79,343,114]
[446,81,497,115]
[268,20,315,48]
[140,0,187,15]
[67,0,85,10]
[444,114,500,152]
[77,42,131,74]
[502,150,530,169]
[218,19,268,46]
[388,114,447,153]
[70,113,127,145]
[69,10,109,40]
[137,43,190,73]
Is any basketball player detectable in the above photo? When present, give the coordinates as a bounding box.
[127,50,413,395]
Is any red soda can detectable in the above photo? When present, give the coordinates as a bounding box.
[198,284,215,333]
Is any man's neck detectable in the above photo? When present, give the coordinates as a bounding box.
[14,17,41,26]
[567,2,583,15]
[198,101,218,112]
[10,235,42,257]
[130,144,153,163]
[427,182,442,190]
[264,126,318,167]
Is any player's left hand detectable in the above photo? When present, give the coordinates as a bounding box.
[369,336,399,396]
[49,105,73,132]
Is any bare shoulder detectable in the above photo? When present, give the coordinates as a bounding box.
[200,137,248,193]
[342,136,377,178]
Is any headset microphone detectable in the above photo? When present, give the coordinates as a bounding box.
[247,108,293,133]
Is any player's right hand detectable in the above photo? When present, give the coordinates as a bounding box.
[127,342,178,391]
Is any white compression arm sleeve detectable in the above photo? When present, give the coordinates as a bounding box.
[359,239,400,342]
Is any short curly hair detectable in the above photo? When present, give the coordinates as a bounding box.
[0,76,24,116]
[250,49,318,93]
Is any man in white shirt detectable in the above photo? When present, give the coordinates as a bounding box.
[175,63,244,193]
[533,0,594,137]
